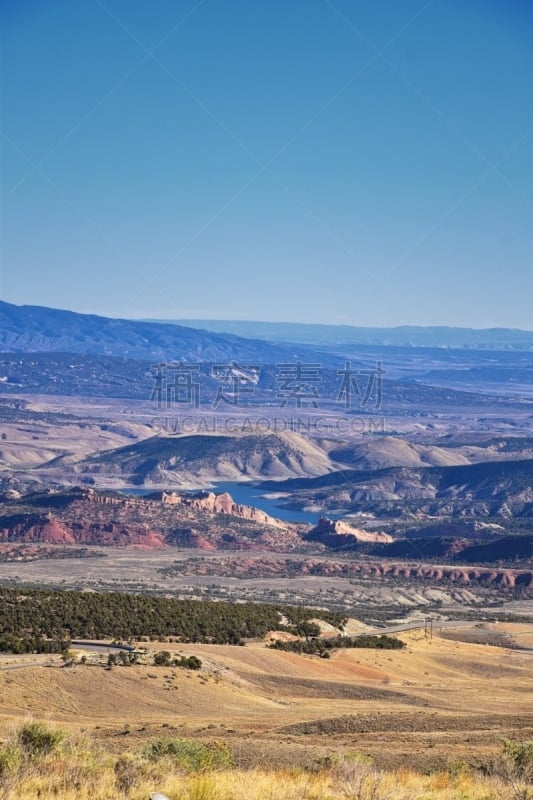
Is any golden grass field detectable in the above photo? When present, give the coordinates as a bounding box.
[1,625,532,800]
[1,754,530,800]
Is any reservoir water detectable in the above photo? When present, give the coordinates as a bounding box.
[122,482,340,525]
[212,482,324,524]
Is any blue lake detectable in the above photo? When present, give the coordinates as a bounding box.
[212,482,325,524]
[122,482,340,525]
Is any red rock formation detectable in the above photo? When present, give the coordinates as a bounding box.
[166,555,533,590]
[0,515,75,544]
[0,513,165,548]
[162,490,286,528]
[305,517,393,548]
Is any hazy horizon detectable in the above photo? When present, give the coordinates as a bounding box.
[4,298,533,335]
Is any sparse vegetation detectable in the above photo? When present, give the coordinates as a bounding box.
[0,722,531,799]
[18,722,65,758]
[152,650,172,667]
[498,740,533,800]
[142,738,233,771]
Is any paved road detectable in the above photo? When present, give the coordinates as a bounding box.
[71,640,135,654]
[366,619,477,636]
[365,619,533,654]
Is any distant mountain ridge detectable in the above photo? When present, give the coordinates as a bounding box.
[167,319,533,350]
[2,298,531,363]
[0,301,330,363]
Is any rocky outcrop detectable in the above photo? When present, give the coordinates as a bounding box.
[0,487,298,551]
[305,517,393,549]
[68,522,165,548]
[0,514,74,544]
[165,491,286,528]
[55,487,285,529]
[0,513,165,548]
[165,527,216,550]
[164,555,533,590]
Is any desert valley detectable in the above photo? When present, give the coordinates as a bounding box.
[0,302,531,798]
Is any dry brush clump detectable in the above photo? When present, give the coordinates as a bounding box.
[479,739,533,800]
[0,722,531,800]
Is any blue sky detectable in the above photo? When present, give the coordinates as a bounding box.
[1,0,532,328]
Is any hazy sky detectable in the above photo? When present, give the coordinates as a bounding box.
[1,0,532,328]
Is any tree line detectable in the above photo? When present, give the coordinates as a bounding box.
[0,586,345,653]
[269,633,406,656]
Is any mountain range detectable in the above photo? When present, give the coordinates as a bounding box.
[3,301,533,360]
[169,319,533,350]
[0,301,330,363]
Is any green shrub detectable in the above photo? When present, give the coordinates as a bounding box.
[502,739,533,779]
[18,722,65,758]
[142,738,233,771]
[0,744,21,778]
[174,655,203,670]
[295,621,321,639]
[154,650,172,666]
[446,759,470,778]
[501,739,533,799]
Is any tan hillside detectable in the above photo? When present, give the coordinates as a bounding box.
[1,630,532,772]
[82,431,337,486]
[0,416,153,471]
[331,436,472,470]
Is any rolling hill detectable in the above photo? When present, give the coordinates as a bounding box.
[371,533,533,564]
[81,432,337,485]
[328,436,472,470]
[260,458,533,520]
